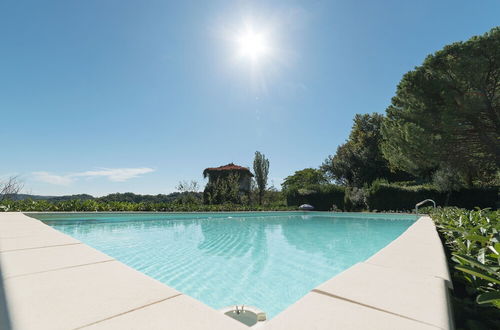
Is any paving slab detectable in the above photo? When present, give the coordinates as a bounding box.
[0,213,36,222]
[399,217,443,245]
[0,213,81,251]
[4,260,180,330]
[367,216,451,284]
[265,292,440,330]
[0,230,80,252]
[0,219,57,239]
[81,294,248,330]
[315,262,451,329]
[0,243,113,278]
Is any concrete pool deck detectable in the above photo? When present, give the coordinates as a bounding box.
[0,212,454,329]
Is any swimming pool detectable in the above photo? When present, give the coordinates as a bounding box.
[31,212,415,319]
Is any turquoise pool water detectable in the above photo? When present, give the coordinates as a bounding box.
[33,212,415,319]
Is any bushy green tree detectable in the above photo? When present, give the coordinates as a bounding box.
[382,27,500,185]
[253,151,270,205]
[203,173,241,205]
[281,168,344,210]
[261,186,286,206]
[433,167,463,193]
[281,168,327,191]
[321,113,411,187]
[344,186,368,211]
[433,166,463,205]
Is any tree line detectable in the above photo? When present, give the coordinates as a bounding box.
[283,26,499,209]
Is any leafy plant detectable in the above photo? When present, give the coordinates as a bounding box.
[431,207,500,328]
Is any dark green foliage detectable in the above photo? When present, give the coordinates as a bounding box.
[203,173,242,205]
[382,27,500,185]
[366,182,498,211]
[433,166,464,205]
[253,151,270,205]
[284,184,345,211]
[450,188,500,210]
[431,208,500,328]
[281,168,327,191]
[261,188,287,207]
[174,192,202,205]
[97,192,196,203]
[175,181,202,204]
[282,168,343,210]
[10,194,95,201]
[366,182,444,211]
[10,192,203,204]
[322,113,412,187]
[0,198,294,212]
[433,166,463,193]
[344,187,368,211]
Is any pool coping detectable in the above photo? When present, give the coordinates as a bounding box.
[0,212,453,330]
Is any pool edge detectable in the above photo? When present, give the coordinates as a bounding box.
[266,215,454,330]
[0,212,453,330]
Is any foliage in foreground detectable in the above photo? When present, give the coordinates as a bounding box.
[0,199,294,213]
[431,207,500,329]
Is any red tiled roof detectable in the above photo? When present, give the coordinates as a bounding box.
[203,163,254,177]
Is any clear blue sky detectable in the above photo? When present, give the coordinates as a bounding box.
[1,0,499,196]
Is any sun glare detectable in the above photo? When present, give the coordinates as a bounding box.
[236,28,270,62]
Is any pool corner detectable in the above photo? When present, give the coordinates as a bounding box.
[0,213,454,329]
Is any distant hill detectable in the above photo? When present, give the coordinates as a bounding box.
[9,192,202,203]
[10,194,95,201]
[97,192,202,203]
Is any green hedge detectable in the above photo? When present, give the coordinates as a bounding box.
[0,199,295,212]
[366,183,498,211]
[366,184,443,211]
[448,188,499,210]
[285,184,345,211]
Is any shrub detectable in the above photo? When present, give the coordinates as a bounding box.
[0,199,295,212]
[344,186,368,211]
[284,184,345,211]
[433,167,463,193]
[448,188,499,210]
[366,182,443,211]
[366,182,498,211]
[203,173,242,205]
[431,207,500,328]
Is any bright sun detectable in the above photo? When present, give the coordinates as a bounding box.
[236,28,270,62]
